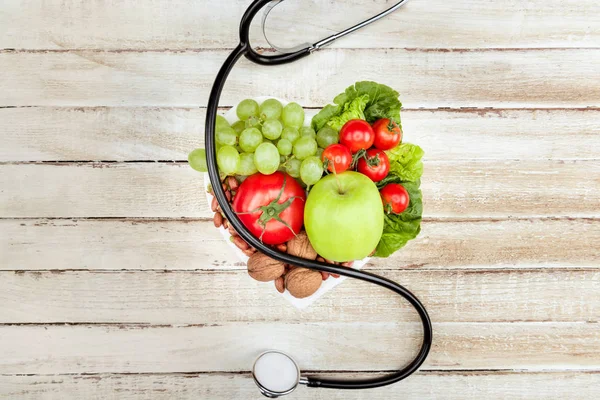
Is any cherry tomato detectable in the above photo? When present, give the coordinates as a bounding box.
[372,118,402,150]
[357,148,390,182]
[321,144,352,173]
[232,171,306,245]
[339,119,375,153]
[380,183,410,214]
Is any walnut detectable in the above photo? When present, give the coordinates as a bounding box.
[286,232,317,260]
[247,252,285,282]
[285,268,322,299]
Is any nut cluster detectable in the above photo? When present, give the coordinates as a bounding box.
[211,176,356,299]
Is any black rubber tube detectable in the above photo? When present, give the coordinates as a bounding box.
[204,0,433,390]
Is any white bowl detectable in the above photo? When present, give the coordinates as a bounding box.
[204,97,369,309]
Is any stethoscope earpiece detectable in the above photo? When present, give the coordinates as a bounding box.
[252,351,305,398]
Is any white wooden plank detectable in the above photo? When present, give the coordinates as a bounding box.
[2,0,598,50]
[1,49,599,107]
[3,218,598,271]
[2,372,599,400]
[0,323,597,373]
[1,161,598,218]
[2,107,599,162]
[1,269,597,324]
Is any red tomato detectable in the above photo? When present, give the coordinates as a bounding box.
[232,171,306,245]
[380,183,410,214]
[339,119,375,153]
[372,118,402,150]
[321,144,352,173]
[357,149,390,182]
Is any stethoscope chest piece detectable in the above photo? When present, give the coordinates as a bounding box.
[252,351,304,398]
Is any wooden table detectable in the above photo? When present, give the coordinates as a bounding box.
[1,1,599,398]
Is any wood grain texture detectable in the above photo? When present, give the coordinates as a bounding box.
[2,161,598,218]
[2,218,599,272]
[2,372,599,400]
[0,323,598,373]
[1,269,598,324]
[2,49,599,107]
[2,107,599,162]
[2,0,599,50]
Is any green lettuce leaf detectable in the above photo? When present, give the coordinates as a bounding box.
[385,143,424,183]
[326,94,368,132]
[311,81,402,131]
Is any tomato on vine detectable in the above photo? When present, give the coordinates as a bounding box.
[322,144,352,173]
[339,119,375,153]
[356,148,390,182]
[380,183,410,214]
[372,118,402,150]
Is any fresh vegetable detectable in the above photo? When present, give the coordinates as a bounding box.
[304,171,384,261]
[188,148,208,172]
[321,144,352,174]
[357,148,390,182]
[233,172,306,245]
[372,118,402,150]
[385,143,424,182]
[312,81,402,132]
[339,119,375,153]
[380,183,410,214]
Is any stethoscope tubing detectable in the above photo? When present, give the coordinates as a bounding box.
[205,0,432,390]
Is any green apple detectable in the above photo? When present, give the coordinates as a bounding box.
[304,171,384,262]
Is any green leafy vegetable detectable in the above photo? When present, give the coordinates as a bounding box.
[312,81,402,132]
[386,143,424,182]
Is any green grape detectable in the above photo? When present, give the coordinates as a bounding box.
[262,119,283,140]
[237,152,258,176]
[276,138,292,156]
[232,120,246,135]
[216,115,230,131]
[245,116,262,129]
[293,136,318,160]
[281,126,300,144]
[316,126,339,148]
[188,148,208,172]
[285,158,302,178]
[236,99,259,120]
[239,127,263,153]
[216,126,237,146]
[280,155,287,164]
[300,156,324,186]
[316,147,324,160]
[281,102,305,128]
[300,126,316,139]
[259,98,283,120]
[254,143,280,175]
[217,145,240,176]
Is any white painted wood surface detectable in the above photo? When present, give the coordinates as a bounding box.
[2,0,599,398]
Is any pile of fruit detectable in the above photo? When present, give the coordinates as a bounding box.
[189,81,424,299]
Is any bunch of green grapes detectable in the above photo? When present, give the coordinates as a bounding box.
[190,98,340,187]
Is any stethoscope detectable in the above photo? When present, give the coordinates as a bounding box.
[204,0,432,397]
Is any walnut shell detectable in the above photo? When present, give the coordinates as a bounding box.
[286,232,317,260]
[285,268,322,299]
[247,252,285,282]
